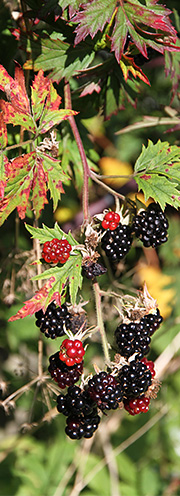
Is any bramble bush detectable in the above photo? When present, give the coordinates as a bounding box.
[0,1,180,495]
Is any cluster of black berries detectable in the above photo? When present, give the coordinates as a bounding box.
[132,203,169,248]
[115,309,163,360]
[101,203,168,264]
[57,386,100,439]
[101,223,133,262]
[113,308,163,414]
[35,302,71,339]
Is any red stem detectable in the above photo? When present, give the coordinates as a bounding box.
[64,81,90,223]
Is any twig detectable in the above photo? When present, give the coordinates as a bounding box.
[155,331,180,379]
[75,405,168,492]
[93,281,111,365]
[68,438,94,496]
[64,81,90,223]
[90,170,126,201]
[98,424,121,496]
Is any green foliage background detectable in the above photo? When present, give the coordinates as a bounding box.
[0,1,180,495]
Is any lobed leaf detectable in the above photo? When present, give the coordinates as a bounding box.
[24,36,95,83]
[32,252,83,305]
[26,222,77,246]
[8,277,61,320]
[0,151,69,225]
[134,140,180,209]
[73,0,178,63]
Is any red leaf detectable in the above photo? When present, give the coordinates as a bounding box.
[8,277,61,320]
[0,99,36,133]
[0,64,13,92]
[0,113,7,149]
[11,63,30,114]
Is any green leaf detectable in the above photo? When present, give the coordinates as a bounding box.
[24,36,95,83]
[25,222,77,246]
[39,152,69,210]
[135,174,180,210]
[32,253,83,305]
[134,140,180,209]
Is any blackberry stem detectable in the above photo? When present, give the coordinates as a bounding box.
[93,281,111,366]
[64,81,90,223]
[90,170,126,201]
[33,219,43,379]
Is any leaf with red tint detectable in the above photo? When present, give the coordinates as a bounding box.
[80,81,101,97]
[0,64,13,92]
[0,66,76,135]
[0,152,36,224]
[0,113,7,149]
[120,55,150,85]
[0,149,70,224]
[0,156,9,199]
[0,99,36,133]
[31,69,50,121]
[10,63,30,115]
[73,0,178,63]
[8,277,59,321]
[39,152,69,210]
[39,108,77,134]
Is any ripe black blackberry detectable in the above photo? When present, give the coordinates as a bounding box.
[48,352,83,389]
[87,371,123,411]
[82,261,107,280]
[140,309,163,336]
[65,411,100,439]
[133,203,169,248]
[35,301,71,339]
[115,321,151,360]
[118,361,152,400]
[101,223,133,262]
[57,385,96,417]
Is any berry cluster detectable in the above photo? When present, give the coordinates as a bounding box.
[124,396,150,415]
[35,302,71,339]
[59,338,85,366]
[100,204,168,264]
[57,386,100,439]
[42,238,72,264]
[115,309,163,359]
[101,223,133,262]
[101,211,120,230]
[132,203,169,248]
[118,360,152,400]
[48,352,83,389]
[87,372,123,411]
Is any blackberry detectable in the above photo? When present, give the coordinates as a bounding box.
[140,309,163,336]
[101,223,132,262]
[141,357,156,378]
[48,352,83,389]
[82,261,107,280]
[117,361,152,400]
[65,411,100,439]
[133,203,169,248]
[115,321,151,360]
[57,385,100,439]
[57,385,96,417]
[124,396,150,415]
[87,371,123,411]
[35,301,71,339]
